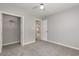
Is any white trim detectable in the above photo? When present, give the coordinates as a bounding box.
[0,11,23,18]
[0,42,2,53]
[3,41,19,46]
[0,11,24,46]
[23,40,35,46]
[42,40,79,51]
[20,16,24,46]
[0,12,3,53]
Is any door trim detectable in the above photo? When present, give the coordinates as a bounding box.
[0,11,24,46]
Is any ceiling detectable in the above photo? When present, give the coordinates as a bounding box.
[0,3,79,17]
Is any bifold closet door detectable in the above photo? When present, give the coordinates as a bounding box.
[2,14,20,45]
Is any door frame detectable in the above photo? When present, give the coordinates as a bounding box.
[0,11,24,47]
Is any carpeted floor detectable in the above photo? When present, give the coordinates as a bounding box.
[0,40,79,56]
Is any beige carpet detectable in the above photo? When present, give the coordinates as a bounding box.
[0,40,79,56]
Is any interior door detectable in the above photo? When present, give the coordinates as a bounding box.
[2,14,20,45]
[42,19,47,41]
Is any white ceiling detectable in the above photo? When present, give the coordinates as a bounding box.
[0,3,79,17]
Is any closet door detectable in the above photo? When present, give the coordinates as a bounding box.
[2,14,20,45]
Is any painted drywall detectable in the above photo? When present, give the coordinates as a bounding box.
[0,4,35,45]
[48,5,79,49]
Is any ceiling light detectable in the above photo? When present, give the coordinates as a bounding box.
[40,3,44,10]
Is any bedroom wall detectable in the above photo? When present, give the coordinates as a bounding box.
[0,4,35,45]
[48,5,79,49]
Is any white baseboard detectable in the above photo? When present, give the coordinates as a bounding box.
[42,40,79,51]
[23,40,35,46]
[3,41,19,46]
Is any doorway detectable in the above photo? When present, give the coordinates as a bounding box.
[35,19,41,40]
[2,14,21,46]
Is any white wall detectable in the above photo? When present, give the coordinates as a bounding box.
[48,6,79,49]
[0,4,35,45]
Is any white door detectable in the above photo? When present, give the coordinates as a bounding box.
[41,20,47,41]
